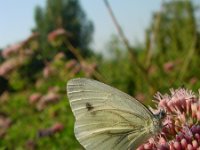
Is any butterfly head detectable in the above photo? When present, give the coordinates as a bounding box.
[157,109,166,121]
[151,109,166,134]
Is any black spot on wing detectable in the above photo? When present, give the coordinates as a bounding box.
[86,102,94,111]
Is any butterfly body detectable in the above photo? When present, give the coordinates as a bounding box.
[67,78,164,150]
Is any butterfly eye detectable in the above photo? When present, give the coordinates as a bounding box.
[159,109,166,120]
[154,109,166,120]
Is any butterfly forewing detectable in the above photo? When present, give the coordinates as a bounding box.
[67,78,156,150]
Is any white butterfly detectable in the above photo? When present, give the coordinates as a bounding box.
[67,78,165,150]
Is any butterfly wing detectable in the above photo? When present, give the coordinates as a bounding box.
[67,78,155,150]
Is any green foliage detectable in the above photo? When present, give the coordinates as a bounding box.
[100,0,200,103]
[151,1,197,55]
[33,0,94,59]
[9,72,27,91]
[18,53,45,82]
[0,91,81,149]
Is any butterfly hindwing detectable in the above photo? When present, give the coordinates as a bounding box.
[67,78,155,149]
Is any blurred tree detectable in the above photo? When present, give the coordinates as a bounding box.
[145,0,200,83]
[146,1,199,60]
[33,0,94,59]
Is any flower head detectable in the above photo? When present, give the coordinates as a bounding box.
[138,88,200,150]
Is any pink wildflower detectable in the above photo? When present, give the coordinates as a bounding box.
[81,62,97,77]
[43,65,55,78]
[48,28,71,42]
[0,115,12,138]
[36,92,60,111]
[2,43,21,58]
[0,59,19,76]
[38,122,64,138]
[163,61,175,73]
[29,93,42,104]
[138,88,200,150]
[65,59,78,70]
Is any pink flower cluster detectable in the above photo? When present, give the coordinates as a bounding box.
[2,43,21,58]
[29,87,60,111]
[138,88,200,150]
[0,115,12,138]
[2,33,38,59]
[38,122,64,138]
[48,28,70,42]
[0,59,19,77]
[65,59,97,77]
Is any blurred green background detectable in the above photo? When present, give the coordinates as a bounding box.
[0,0,200,149]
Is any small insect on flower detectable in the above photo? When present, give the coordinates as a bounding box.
[67,78,166,150]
